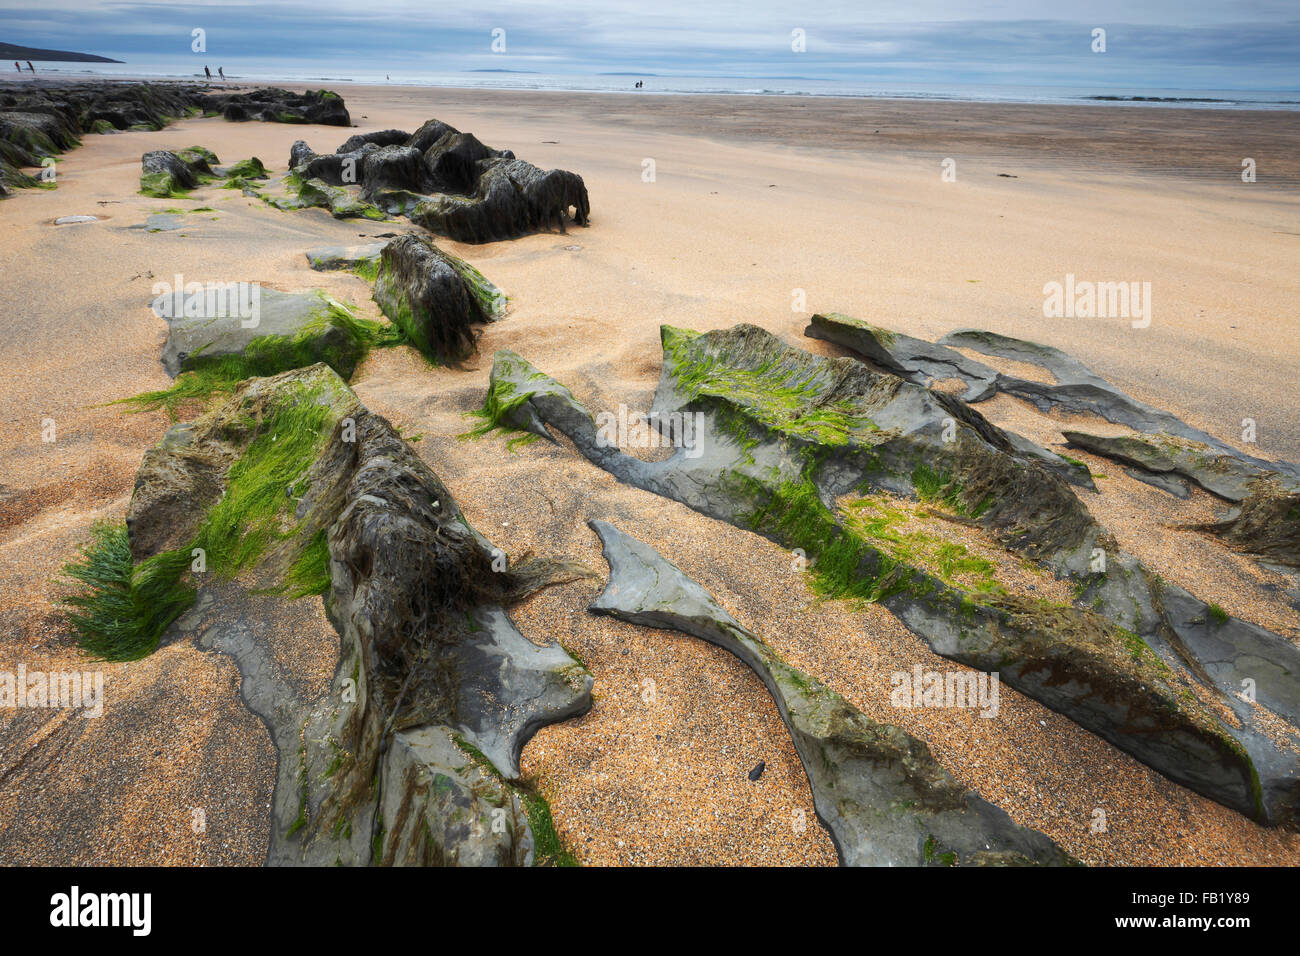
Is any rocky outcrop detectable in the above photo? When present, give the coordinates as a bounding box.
[476,325,1300,824]
[0,82,351,199]
[208,87,350,126]
[286,119,589,242]
[123,364,592,865]
[140,148,212,197]
[372,233,505,363]
[588,520,1077,867]
[412,159,589,243]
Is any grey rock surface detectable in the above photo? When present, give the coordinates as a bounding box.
[483,325,1300,824]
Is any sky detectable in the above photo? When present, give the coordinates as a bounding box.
[1,0,1297,90]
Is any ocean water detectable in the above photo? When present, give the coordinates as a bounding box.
[9,57,1299,111]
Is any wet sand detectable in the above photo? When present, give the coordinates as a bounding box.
[1,82,1298,865]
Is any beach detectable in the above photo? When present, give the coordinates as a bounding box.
[1,82,1298,865]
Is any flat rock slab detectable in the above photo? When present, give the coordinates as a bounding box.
[303,242,387,273]
[153,286,355,377]
[806,312,999,403]
[53,214,97,224]
[587,519,1077,867]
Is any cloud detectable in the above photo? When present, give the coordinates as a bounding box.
[1,1,1296,88]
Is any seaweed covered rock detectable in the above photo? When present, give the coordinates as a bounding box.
[413,159,589,243]
[294,176,387,220]
[275,119,589,242]
[337,129,410,153]
[360,145,434,202]
[218,156,269,184]
[208,87,350,126]
[121,365,592,865]
[423,131,514,194]
[289,139,316,170]
[153,287,386,379]
[372,233,505,362]
[140,148,214,197]
[1194,478,1300,568]
[588,520,1077,867]
[0,110,81,166]
[0,82,351,199]
[303,242,387,276]
[476,326,1300,824]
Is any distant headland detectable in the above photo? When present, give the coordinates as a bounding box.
[0,42,123,63]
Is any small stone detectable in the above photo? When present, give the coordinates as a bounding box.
[748,761,765,781]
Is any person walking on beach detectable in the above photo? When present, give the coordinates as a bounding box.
[218,67,225,80]
[13,62,19,73]
[204,65,211,80]
[26,61,34,73]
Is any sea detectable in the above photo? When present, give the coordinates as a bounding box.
[7,58,1298,111]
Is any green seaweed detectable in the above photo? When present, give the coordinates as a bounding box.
[116,303,405,419]
[59,522,196,662]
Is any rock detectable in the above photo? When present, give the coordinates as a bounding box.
[303,242,387,275]
[217,156,268,182]
[479,326,1300,824]
[587,520,1077,866]
[294,176,387,221]
[53,215,97,224]
[359,145,435,202]
[0,82,351,200]
[1061,430,1289,503]
[153,287,376,379]
[1193,478,1300,568]
[140,148,210,197]
[747,761,765,781]
[806,312,999,403]
[131,213,185,232]
[372,233,504,363]
[412,158,589,243]
[940,329,1300,483]
[209,87,350,126]
[423,131,513,194]
[288,139,316,169]
[1123,466,1192,498]
[405,118,460,153]
[125,364,592,865]
[336,129,410,153]
[268,117,590,243]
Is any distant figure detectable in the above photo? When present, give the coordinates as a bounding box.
[204,65,211,80]
[26,61,34,73]
[13,62,19,72]
[218,67,225,80]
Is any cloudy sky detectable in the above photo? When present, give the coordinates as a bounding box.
[2,0,1297,89]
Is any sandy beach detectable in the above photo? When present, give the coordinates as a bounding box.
[2,82,1298,866]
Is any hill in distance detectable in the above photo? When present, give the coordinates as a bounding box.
[0,42,123,63]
